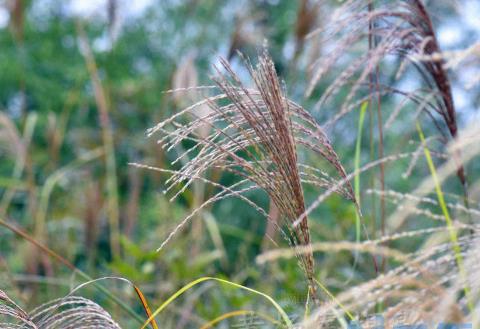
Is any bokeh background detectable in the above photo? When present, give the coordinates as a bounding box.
[0,0,479,327]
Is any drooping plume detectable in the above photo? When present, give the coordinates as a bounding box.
[135,50,356,297]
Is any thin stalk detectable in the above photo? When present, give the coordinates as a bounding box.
[416,121,474,315]
[313,278,355,322]
[77,22,121,258]
[410,0,469,210]
[367,0,386,275]
[134,286,159,329]
[367,0,379,275]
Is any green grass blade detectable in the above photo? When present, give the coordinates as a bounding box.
[200,310,254,329]
[141,276,292,328]
[34,148,104,243]
[416,121,473,313]
[199,310,283,329]
[354,101,368,246]
[313,278,354,322]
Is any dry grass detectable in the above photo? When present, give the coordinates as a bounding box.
[134,50,357,302]
[301,231,480,328]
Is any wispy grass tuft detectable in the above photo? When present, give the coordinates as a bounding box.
[136,50,357,301]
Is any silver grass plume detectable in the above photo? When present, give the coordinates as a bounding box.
[136,50,357,301]
[0,292,121,329]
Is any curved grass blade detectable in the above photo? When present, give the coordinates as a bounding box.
[134,285,159,329]
[353,101,368,261]
[200,310,253,329]
[416,121,473,314]
[199,310,283,329]
[313,278,354,323]
[140,276,292,329]
[35,148,104,246]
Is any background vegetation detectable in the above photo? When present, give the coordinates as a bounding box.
[0,0,479,328]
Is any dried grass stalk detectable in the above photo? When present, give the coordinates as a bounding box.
[139,50,356,300]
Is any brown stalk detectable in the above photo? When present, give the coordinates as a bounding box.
[124,167,142,237]
[369,4,388,297]
[8,0,24,42]
[368,0,386,274]
[408,0,468,202]
[293,0,321,61]
[83,173,103,270]
[77,21,121,259]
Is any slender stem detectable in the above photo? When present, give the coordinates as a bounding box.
[416,122,474,316]
[77,21,121,259]
[368,0,380,275]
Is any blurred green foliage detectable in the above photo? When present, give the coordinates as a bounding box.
[0,0,478,328]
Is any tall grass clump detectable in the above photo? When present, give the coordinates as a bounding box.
[306,0,468,191]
